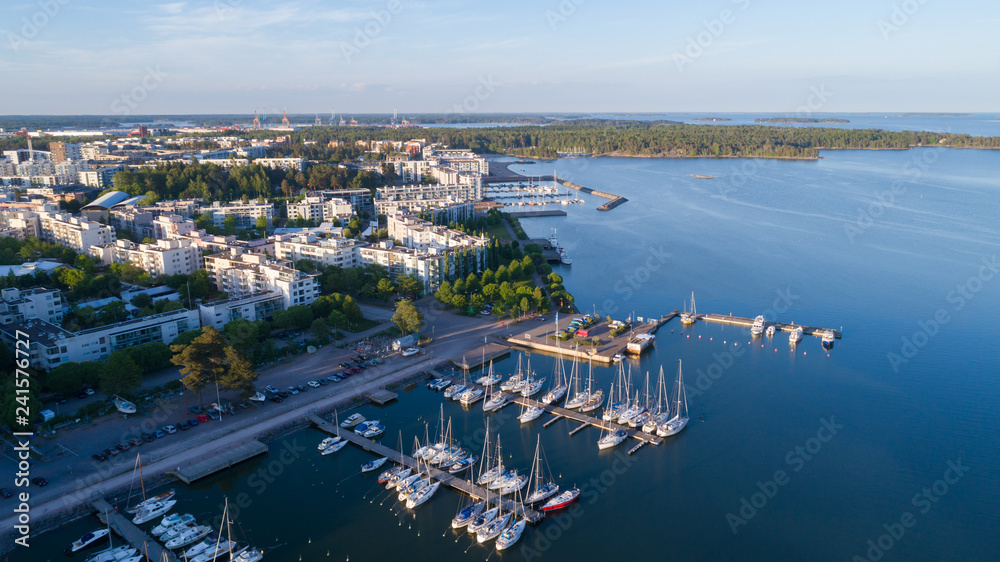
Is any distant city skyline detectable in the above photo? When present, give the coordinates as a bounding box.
[2,0,998,115]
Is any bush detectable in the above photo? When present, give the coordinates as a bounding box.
[164,380,183,391]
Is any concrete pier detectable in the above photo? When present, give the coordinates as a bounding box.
[170,439,268,484]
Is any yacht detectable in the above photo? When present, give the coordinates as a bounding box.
[581,389,605,413]
[518,404,544,423]
[449,455,478,474]
[189,540,235,562]
[361,422,385,439]
[340,413,365,428]
[183,537,220,559]
[597,429,628,450]
[626,333,655,355]
[789,326,804,345]
[160,522,197,542]
[83,546,137,562]
[483,391,510,412]
[126,490,176,514]
[522,376,546,397]
[459,388,484,405]
[680,292,697,325]
[165,525,213,549]
[131,499,176,525]
[540,385,566,405]
[70,529,110,552]
[354,420,378,434]
[452,500,486,529]
[406,480,441,509]
[495,519,526,550]
[232,547,264,562]
[766,325,776,337]
[361,457,388,472]
[152,513,195,536]
[541,488,581,511]
[822,330,835,348]
[750,315,765,337]
[444,384,465,399]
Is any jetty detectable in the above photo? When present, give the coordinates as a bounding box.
[89,496,179,562]
[698,314,842,338]
[506,312,676,364]
[307,413,543,523]
[451,343,512,371]
[554,176,628,211]
[171,439,268,484]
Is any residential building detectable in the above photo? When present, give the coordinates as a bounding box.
[273,234,364,269]
[374,183,483,215]
[109,208,154,240]
[387,211,488,254]
[206,200,274,228]
[254,157,306,171]
[311,189,374,216]
[0,287,64,325]
[49,142,82,163]
[286,196,353,223]
[89,238,201,277]
[77,165,124,188]
[359,241,446,292]
[37,211,116,252]
[197,291,284,330]
[0,308,200,371]
[203,251,319,308]
[152,214,196,239]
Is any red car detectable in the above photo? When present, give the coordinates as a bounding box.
[197,414,209,423]
[350,367,361,374]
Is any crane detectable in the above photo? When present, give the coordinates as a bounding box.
[282,109,290,127]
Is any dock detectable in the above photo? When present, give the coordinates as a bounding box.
[699,314,842,339]
[505,210,568,218]
[307,413,543,524]
[506,312,675,364]
[451,343,512,371]
[170,439,269,484]
[368,389,398,405]
[439,375,663,446]
[90,496,179,562]
[555,176,629,211]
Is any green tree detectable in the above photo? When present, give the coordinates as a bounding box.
[509,260,523,280]
[470,293,485,311]
[482,283,499,302]
[496,265,510,282]
[520,296,531,314]
[466,273,481,294]
[171,326,227,392]
[220,347,258,397]
[310,318,330,344]
[391,299,424,334]
[327,309,348,330]
[98,301,128,324]
[481,268,496,286]
[130,292,153,309]
[451,293,468,311]
[100,352,143,396]
[223,216,237,235]
[58,267,86,289]
[47,363,84,394]
[434,281,454,306]
[376,277,395,301]
[395,274,423,297]
[256,215,268,229]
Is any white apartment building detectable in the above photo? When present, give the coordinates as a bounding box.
[203,251,319,308]
[286,196,353,223]
[148,199,199,217]
[0,308,200,371]
[374,183,483,216]
[110,208,154,239]
[89,238,201,277]
[152,214,197,239]
[36,211,116,253]
[359,241,446,292]
[254,157,306,171]
[387,211,489,253]
[0,287,64,325]
[206,200,274,228]
[310,189,374,216]
[197,291,284,330]
[273,234,364,269]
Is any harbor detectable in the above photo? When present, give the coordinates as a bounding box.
[170,439,269,484]
[307,413,544,523]
[698,313,843,338]
[89,496,179,562]
[506,313,672,364]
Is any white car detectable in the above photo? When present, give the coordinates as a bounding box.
[307,380,321,388]
[401,347,420,357]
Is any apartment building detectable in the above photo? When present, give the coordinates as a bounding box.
[254,157,306,171]
[0,287,64,325]
[36,211,116,253]
[374,183,483,216]
[89,238,201,277]
[197,291,284,330]
[286,196,353,223]
[203,251,319,308]
[273,234,364,269]
[359,241,446,292]
[152,214,197,239]
[205,200,274,228]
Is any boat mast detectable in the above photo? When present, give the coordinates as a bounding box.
[137,453,146,501]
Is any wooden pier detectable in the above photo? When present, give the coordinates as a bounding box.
[698,314,842,339]
[90,496,179,562]
[307,413,543,524]
[171,439,269,484]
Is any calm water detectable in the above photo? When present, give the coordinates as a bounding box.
[19,148,1000,561]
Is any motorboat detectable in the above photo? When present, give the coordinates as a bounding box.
[152,513,195,536]
[83,546,137,562]
[160,522,198,542]
[822,330,835,348]
[70,529,110,552]
[626,333,654,355]
[189,540,235,562]
[361,457,388,472]
[541,488,580,511]
[340,413,365,428]
[393,473,421,493]
[361,422,385,439]
[231,546,264,562]
[183,537,218,559]
[131,499,176,525]
[750,315,765,337]
[444,384,465,399]
[452,500,485,529]
[459,388,484,405]
[766,325,776,337]
[165,525,213,549]
[354,420,379,434]
[495,519,526,550]
[318,437,338,451]
[322,439,347,454]
[597,429,628,450]
[789,326,804,345]
[114,396,136,414]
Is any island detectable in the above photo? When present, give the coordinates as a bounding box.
[691,117,733,122]
[754,117,850,124]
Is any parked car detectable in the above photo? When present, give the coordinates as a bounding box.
[197,414,209,423]
[115,443,130,452]
[0,487,14,498]
[188,406,203,414]
[265,385,279,394]
[187,418,199,427]
[287,386,299,395]
[277,391,289,398]
[91,453,107,463]
[326,375,340,382]
[154,430,165,438]
[318,379,329,386]
[142,433,156,443]
[31,477,48,487]
[176,421,189,431]
[307,380,320,388]
[84,387,95,396]
[55,395,68,404]
[163,425,177,434]
[127,438,142,448]
[339,362,351,369]
[105,447,119,457]
[74,389,89,399]
[208,410,220,420]
[268,396,282,403]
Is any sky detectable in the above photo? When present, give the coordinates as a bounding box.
[1,0,998,115]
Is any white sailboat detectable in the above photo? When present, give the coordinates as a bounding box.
[540,351,568,405]
[603,361,627,422]
[597,428,628,450]
[518,402,544,424]
[643,366,671,434]
[657,359,690,437]
[524,435,559,505]
[680,292,697,325]
[564,353,588,409]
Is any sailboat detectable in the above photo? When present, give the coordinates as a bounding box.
[476,471,513,543]
[580,358,604,413]
[518,402,544,424]
[323,411,347,454]
[454,425,490,528]
[540,351,568,405]
[541,487,581,511]
[524,436,560,504]
[497,466,530,550]
[597,428,628,450]
[629,371,652,428]
[680,292,697,325]
[643,366,671,434]
[657,359,690,437]
[603,361,627,422]
[563,353,588,409]
[476,359,502,386]
[469,439,502,535]
[361,457,388,473]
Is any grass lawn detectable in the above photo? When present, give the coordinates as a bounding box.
[486,223,511,241]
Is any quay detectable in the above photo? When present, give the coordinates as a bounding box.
[505,210,568,218]
[451,343,512,371]
[307,413,543,524]
[89,496,179,562]
[170,439,269,484]
[436,374,663,446]
[482,163,628,212]
[506,312,676,364]
[554,175,629,211]
[698,314,842,339]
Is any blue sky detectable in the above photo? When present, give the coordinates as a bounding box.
[1,0,997,115]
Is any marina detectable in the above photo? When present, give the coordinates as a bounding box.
[170,440,269,484]
[698,313,842,339]
[307,413,544,524]
[89,497,179,562]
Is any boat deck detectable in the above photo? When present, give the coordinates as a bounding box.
[90,497,179,562]
[307,413,544,524]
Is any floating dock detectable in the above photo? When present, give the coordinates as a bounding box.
[171,439,269,484]
[90,497,179,562]
[698,314,842,339]
[367,389,398,405]
[307,413,543,524]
